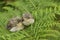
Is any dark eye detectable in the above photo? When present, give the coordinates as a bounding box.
[17,19,24,23]
[26,17,30,19]
[7,25,12,30]
[24,15,30,19]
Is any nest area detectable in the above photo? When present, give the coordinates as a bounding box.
[0,0,60,40]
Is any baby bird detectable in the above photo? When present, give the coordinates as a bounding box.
[22,13,34,26]
[7,16,24,32]
[7,13,34,32]
[10,21,24,32]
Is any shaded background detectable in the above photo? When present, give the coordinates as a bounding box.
[0,0,60,40]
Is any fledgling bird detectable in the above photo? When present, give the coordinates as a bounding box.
[22,13,34,26]
[7,16,24,32]
[7,13,34,32]
[10,21,24,32]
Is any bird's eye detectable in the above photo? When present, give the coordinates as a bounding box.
[27,17,30,19]
[24,16,30,19]
[7,25,12,30]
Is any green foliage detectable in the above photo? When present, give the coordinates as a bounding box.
[0,0,60,40]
